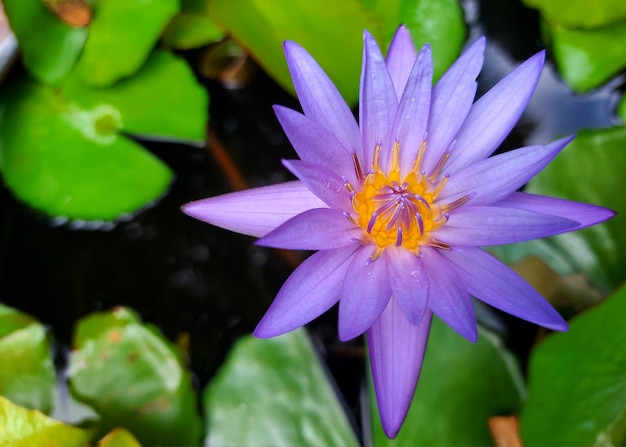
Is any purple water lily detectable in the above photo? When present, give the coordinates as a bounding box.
[184,26,614,437]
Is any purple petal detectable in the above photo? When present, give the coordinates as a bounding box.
[338,246,392,341]
[389,44,433,176]
[421,247,477,342]
[447,51,546,173]
[182,181,326,238]
[256,208,362,250]
[367,300,432,438]
[439,136,574,207]
[495,192,616,230]
[384,247,429,324]
[254,245,359,338]
[385,25,417,100]
[360,30,398,170]
[422,38,485,174]
[284,41,362,162]
[434,205,578,246]
[442,247,568,331]
[273,105,357,185]
[283,160,353,212]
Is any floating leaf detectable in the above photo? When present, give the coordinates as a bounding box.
[3,0,86,84]
[524,127,626,292]
[0,396,92,447]
[360,0,466,81]
[370,318,524,446]
[207,0,381,105]
[68,307,202,446]
[63,49,208,143]
[0,305,55,414]
[520,284,626,445]
[0,76,173,221]
[203,329,359,447]
[543,19,626,92]
[97,427,142,447]
[75,0,179,86]
[522,0,626,29]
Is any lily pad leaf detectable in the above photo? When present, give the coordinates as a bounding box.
[0,396,92,447]
[524,127,626,292]
[520,283,626,445]
[3,0,86,84]
[207,0,381,106]
[68,307,202,446]
[63,49,208,143]
[203,328,359,447]
[522,0,626,29]
[75,0,179,86]
[0,305,56,414]
[162,12,224,50]
[360,0,466,82]
[0,76,173,221]
[544,19,626,92]
[97,427,142,447]
[370,318,525,446]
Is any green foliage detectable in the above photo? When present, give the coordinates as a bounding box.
[0,305,55,414]
[521,284,626,445]
[75,0,179,87]
[0,396,93,447]
[207,0,466,106]
[68,307,202,446]
[370,318,524,446]
[203,329,359,447]
[522,0,626,28]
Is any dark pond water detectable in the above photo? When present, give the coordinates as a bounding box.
[0,0,620,433]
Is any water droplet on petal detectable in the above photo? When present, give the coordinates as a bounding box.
[409,271,420,278]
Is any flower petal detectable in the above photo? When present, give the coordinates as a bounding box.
[495,191,616,230]
[442,247,568,331]
[389,44,433,176]
[284,41,362,161]
[447,51,546,173]
[360,30,398,170]
[439,136,574,207]
[384,247,429,324]
[367,300,432,438]
[421,247,477,342]
[256,208,361,250]
[254,245,359,338]
[422,37,485,174]
[182,181,326,238]
[273,105,357,185]
[434,205,578,246]
[283,159,353,212]
[338,246,392,341]
[385,25,417,100]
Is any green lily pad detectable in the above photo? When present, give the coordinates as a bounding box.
[543,19,626,92]
[524,127,626,292]
[520,284,626,445]
[522,0,626,29]
[0,396,92,447]
[0,305,56,414]
[68,307,202,446]
[0,76,173,221]
[162,13,224,50]
[207,0,381,106]
[203,329,359,447]
[617,90,626,123]
[75,0,179,86]
[3,0,87,85]
[360,0,466,82]
[370,318,524,445]
[63,49,208,143]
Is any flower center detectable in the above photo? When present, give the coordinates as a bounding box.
[348,140,466,257]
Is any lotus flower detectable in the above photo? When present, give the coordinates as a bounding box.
[183,26,614,437]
